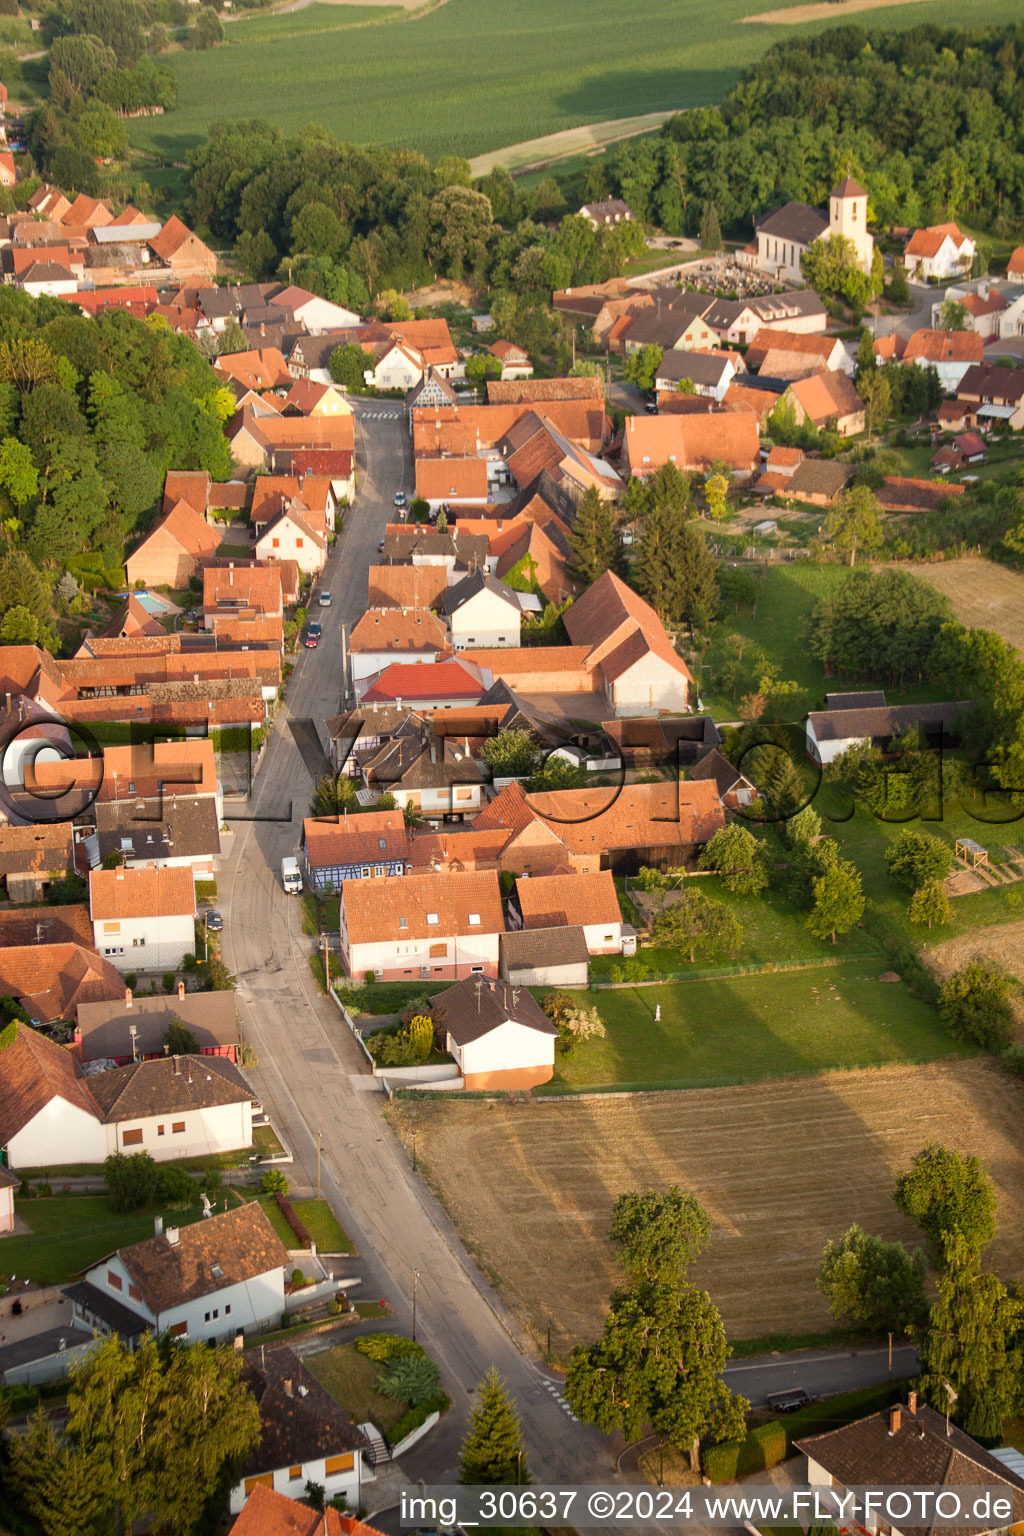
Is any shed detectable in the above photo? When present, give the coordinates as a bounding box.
[955,837,988,868]
[499,925,590,989]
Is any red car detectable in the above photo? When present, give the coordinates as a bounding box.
[305,620,321,648]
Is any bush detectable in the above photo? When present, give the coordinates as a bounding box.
[939,962,1015,1051]
[261,1169,289,1195]
[291,1267,307,1287]
[273,1190,311,1247]
[125,973,138,991]
[380,1354,442,1407]
[1001,1043,1024,1077]
[702,1420,787,1481]
[104,1152,158,1213]
[355,1333,425,1363]
[162,972,176,994]
[156,1164,198,1209]
[387,1395,447,1447]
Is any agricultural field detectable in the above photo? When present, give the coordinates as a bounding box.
[125,0,1024,166]
[389,1057,1024,1351]
[545,964,967,1091]
[922,916,1024,987]
[907,558,1024,660]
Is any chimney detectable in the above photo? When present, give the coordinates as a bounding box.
[154,1215,163,1237]
[430,741,437,763]
[229,565,233,584]
[166,1227,179,1246]
[284,1379,293,1397]
[177,980,185,1000]
[173,1055,181,1076]
[888,1406,901,1436]
[907,1391,917,1415]
[125,987,133,1008]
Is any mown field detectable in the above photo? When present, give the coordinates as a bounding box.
[126,0,1024,166]
[390,1057,1024,1351]
[907,558,1024,660]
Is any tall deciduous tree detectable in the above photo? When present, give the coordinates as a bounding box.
[609,1187,712,1282]
[909,880,954,930]
[824,485,883,567]
[818,1223,928,1333]
[481,727,539,780]
[459,1367,529,1485]
[894,1143,996,1265]
[697,824,768,895]
[652,889,741,964]
[567,486,618,585]
[918,1232,1023,1442]
[806,857,864,943]
[939,962,1015,1051]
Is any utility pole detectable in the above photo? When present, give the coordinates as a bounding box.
[412,1129,417,1173]
[316,1129,323,1200]
[888,1331,893,1379]
[321,929,329,991]
[412,1268,420,1342]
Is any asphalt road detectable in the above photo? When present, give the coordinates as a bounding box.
[218,400,618,1487]
[217,401,921,1495]
[724,1344,918,1406]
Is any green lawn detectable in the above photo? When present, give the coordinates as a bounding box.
[0,1196,205,1285]
[304,1344,406,1434]
[543,963,969,1091]
[124,0,1023,167]
[256,1195,353,1253]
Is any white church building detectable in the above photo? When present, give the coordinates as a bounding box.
[744,175,874,285]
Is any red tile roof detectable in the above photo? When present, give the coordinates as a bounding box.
[342,868,503,945]
[89,865,197,921]
[904,329,983,364]
[350,608,447,654]
[905,223,972,260]
[361,658,485,704]
[0,1021,101,1140]
[515,868,619,928]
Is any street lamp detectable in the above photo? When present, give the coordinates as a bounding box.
[412,1268,420,1342]
[412,1129,418,1173]
[316,1129,323,1200]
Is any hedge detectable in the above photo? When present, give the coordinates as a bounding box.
[703,1420,787,1482]
[387,1392,449,1447]
[274,1190,312,1248]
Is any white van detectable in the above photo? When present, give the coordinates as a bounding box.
[281,855,303,895]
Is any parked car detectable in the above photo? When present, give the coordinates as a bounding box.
[645,399,659,414]
[306,620,321,648]
[377,538,386,553]
[393,490,407,508]
[765,1388,814,1413]
[317,591,332,607]
[205,910,223,932]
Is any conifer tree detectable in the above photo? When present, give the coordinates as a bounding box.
[459,1367,530,1485]
[699,201,722,252]
[567,485,617,586]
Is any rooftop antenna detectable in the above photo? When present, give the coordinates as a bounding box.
[129,1023,138,1063]
[474,976,484,1013]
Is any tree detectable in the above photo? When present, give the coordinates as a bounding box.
[459,1367,529,1485]
[328,343,373,391]
[938,298,971,332]
[632,504,718,629]
[939,962,1015,1051]
[623,344,663,393]
[652,889,742,965]
[697,824,768,895]
[909,880,954,930]
[818,1223,927,1334]
[309,774,358,817]
[465,353,503,383]
[481,727,539,780]
[824,485,883,567]
[699,201,722,253]
[854,328,877,383]
[917,1232,1023,1442]
[894,1143,996,1265]
[703,472,730,522]
[806,857,864,943]
[408,1014,434,1062]
[428,186,493,280]
[567,485,618,585]
[884,828,954,891]
[859,368,891,444]
[192,6,223,49]
[566,1278,747,1460]
[801,233,870,307]
[216,318,247,356]
[104,1151,158,1213]
[165,1019,198,1055]
[610,1187,712,1283]
[887,262,910,305]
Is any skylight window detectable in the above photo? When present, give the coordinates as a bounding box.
[468,913,481,925]
[399,917,407,928]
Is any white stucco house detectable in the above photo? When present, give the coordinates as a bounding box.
[339,868,504,981]
[89,865,197,973]
[806,692,970,767]
[0,1021,256,1169]
[437,570,522,650]
[271,286,360,335]
[231,1348,373,1515]
[366,341,424,391]
[904,222,975,282]
[563,569,695,716]
[70,1202,288,1346]
[431,975,557,1091]
[254,506,327,578]
[509,870,623,954]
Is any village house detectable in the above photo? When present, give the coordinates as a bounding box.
[782,371,865,437]
[350,608,448,696]
[251,474,337,539]
[407,368,459,413]
[360,732,485,823]
[745,176,873,284]
[339,868,504,980]
[70,1202,287,1346]
[214,348,293,393]
[956,363,1024,430]
[432,975,558,1090]
[622,412,760,479]
[366,564,450,610]
[904,222,976,281]
[270,285,361,333]
[231,1486,387,1536]
[564,569,694,714]
[508,869,622,954]
[255,504,327,578]
[654,350,736,400]
[362,657,487,711]
[302,809,413,892]
[147,216,218,285]
[806,691,972,765]
[930,283,1009,340]
[498,926,591,990]
[688,747,759,810]
[0,1021,255,1168]
[232,1348,371,1515]
[0,821,75,902]
[125,500,222,589]
[414,455,490,508]
[579,199,635,227]
[903,328,984,392]
[487,338,533,380]
[281,379,352,418]
[437,570,523,650]
[75,984,241,1064]
[89,864,197,973]
[797,1394,1024,1535]
[0,941,124,1023]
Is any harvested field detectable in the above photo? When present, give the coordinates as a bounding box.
[923,917,1024,986]
[390,1058,1024,1353]
[742,0,928,20]
[907,559,1024,659]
